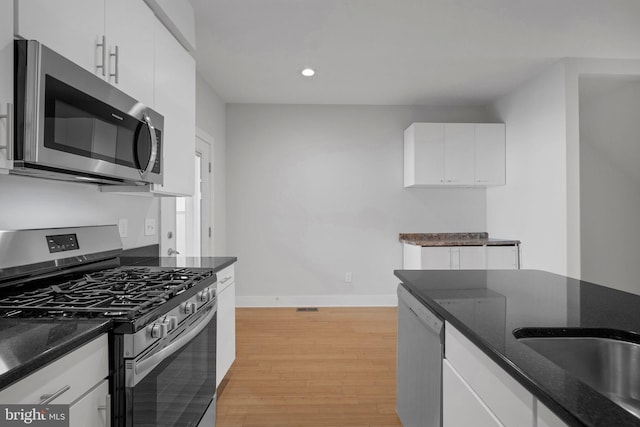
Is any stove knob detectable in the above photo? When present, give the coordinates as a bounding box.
[165,316,178,331]
[149,322,168,339]
[181,302,197,315]
[198,289,210,302]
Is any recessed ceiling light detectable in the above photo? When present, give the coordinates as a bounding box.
[301,68,316,77]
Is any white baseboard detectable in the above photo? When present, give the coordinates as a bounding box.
[235,294,398,308]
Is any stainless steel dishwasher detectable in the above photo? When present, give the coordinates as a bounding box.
[397,284,444,427]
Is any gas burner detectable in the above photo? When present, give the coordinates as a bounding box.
[0,266,215,323]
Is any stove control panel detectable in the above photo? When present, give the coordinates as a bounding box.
[46,233,79,253]
[125,279,217,358]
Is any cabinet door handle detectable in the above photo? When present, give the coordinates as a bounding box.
[109,45,119,84]
[0,102,12,160]
[40,385,70,404]
[98,394,111,426]
[96,35,106,76]
[219,276,232,285]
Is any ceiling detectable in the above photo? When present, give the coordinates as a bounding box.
[189,0,640,106]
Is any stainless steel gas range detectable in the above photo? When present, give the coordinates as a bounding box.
[0,225,217,427]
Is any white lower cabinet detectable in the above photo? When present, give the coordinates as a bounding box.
[486,246,520,269]
[413,246,451,269]
[443,359,502,427]
[403,244,519,270]
[456,246,486,269]
[444,323,568,427]
[537,401,568,427]
[0,335,109,425]
[216,264,236,387]
[69,380,109,427]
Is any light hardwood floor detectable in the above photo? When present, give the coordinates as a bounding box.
[216,307,402,427]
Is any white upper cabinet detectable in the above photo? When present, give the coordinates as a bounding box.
[404,122,506,187]
[475,124,506,186]
[104,0,155,107]
[16,0,197,196]
[15,0,104,74]
[0,0,12,172]
[152,20,195,196]
[405,123,445,186]
[15,0,155,106]
[444,124,475,185]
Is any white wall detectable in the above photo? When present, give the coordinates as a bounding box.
[486,63,569,275]
[580,78,640,294]
[0,174,158,249]
[196,73,227,255]
[227,104,494,306]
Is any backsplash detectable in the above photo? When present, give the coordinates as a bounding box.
[0,174,159,249]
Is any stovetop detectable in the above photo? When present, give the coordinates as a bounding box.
[0,266,216,332]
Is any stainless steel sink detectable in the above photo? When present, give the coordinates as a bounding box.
[515,330,640,418]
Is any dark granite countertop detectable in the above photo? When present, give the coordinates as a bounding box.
[393,269,640,427]
[121,255,237,273]
[399,232,520,246]
[0,319,111,390]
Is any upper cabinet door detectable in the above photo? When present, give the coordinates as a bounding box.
[404,123,445,186]
[104,0,155,107]
[152,20,195,196]
[444,124,475,185]
[475,124,506,186]
[15,0,105,74]
[0,0,13,171]
[404,122,506,188]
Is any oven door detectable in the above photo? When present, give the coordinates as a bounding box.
[125,301,216,427]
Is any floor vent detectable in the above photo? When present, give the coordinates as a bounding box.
[296,307,319,312]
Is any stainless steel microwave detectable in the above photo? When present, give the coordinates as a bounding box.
[12,40,163,186]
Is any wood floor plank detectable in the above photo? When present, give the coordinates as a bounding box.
[216,307,402,427]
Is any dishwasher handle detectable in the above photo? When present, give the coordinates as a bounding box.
[398,285,443,335]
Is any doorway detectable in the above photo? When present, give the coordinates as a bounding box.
[176,134,213,258]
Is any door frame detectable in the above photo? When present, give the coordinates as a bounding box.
[196,128,214,257]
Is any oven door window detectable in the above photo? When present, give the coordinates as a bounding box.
[43,75,150,170]
[129,312,216,427]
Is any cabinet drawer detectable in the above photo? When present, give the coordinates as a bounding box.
[445,323,534,426]
[69,379,109,427]
[0,334,108,404]
[537,400,568,427]
[216,280,236,387]
[216,264,235,293]
[443,359,503,427]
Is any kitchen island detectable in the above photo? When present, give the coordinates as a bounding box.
[394,269,640,427]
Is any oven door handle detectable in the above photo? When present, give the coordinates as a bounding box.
[132,301,216,386]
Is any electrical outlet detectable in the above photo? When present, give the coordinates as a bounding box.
[144,218,156,236]
[345,272,352,283]
[118,218,128,238]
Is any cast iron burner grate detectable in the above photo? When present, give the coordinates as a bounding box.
[0,267,214,320]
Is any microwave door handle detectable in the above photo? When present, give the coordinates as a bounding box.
[140,114,158,179]
[131,301,216,386]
